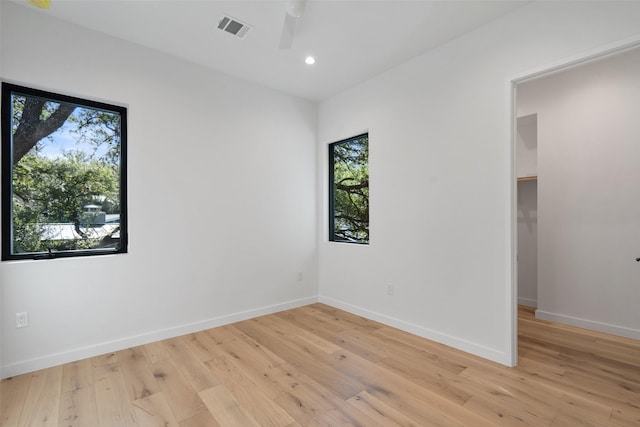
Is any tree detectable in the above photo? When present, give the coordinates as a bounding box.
[12,152,119,253]
[70,107,122,165]
[332,136,369,242]
[6,89,123,255]
[11,96,75,165]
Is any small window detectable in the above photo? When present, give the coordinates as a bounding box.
[2,83,127,260]
[329,133,369,244]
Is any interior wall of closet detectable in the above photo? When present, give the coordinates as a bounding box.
[516,114,538,308]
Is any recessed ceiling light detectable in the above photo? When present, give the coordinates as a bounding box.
[305,56,316,65]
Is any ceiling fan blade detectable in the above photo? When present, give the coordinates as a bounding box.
[279,12,298,50]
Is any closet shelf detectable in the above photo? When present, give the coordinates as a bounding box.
[517,176,538,182]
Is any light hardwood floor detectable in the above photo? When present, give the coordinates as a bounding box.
[2,304,639,426]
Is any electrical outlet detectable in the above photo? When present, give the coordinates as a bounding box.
[16,312,29,328]
[387,284,395,296]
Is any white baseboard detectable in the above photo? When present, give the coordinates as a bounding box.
[1,296,319,379]
[318,296,510,366]
[518,297,537,308]
[535,309,640,340]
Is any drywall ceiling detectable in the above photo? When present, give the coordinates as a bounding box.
[11,0,529,101]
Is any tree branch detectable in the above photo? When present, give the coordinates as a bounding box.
[12,99,75,165]
[336,180,369,192]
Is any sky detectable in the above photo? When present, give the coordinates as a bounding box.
[35,108,112,160]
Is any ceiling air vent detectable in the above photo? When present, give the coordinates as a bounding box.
[217,16,251,39]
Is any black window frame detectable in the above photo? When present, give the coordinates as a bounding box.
[328,133,369,245]
[1,82,128,261]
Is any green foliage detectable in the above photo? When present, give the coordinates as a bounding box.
[12,152,119,253]
[332,136,369,243]
[70,108,121,165]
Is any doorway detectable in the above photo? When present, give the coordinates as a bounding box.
[512,43,640,362]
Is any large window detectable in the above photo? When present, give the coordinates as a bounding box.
[329,133,369,244]
[1,83,127,260]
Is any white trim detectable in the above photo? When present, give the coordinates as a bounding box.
[535,310,640,340]
[518,297,537,308]
[511,36,640,85]
[1,296,318,379]
[319,296,510,366]
[507,79,518,367]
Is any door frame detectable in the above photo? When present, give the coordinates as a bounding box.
[508,36,640,366]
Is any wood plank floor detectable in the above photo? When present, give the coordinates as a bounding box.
[2,304,639,426]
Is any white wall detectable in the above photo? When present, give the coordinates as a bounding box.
[517,47,640,339]
[517,180,537,308]
[1,2,318,377]
[318,1,640,364]
[516,115,538,308]
[516,114,537,179]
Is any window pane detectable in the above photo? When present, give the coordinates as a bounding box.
[329,134,369,244]
[2,83,127,260]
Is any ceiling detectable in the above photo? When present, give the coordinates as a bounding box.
[13,0,530,102]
